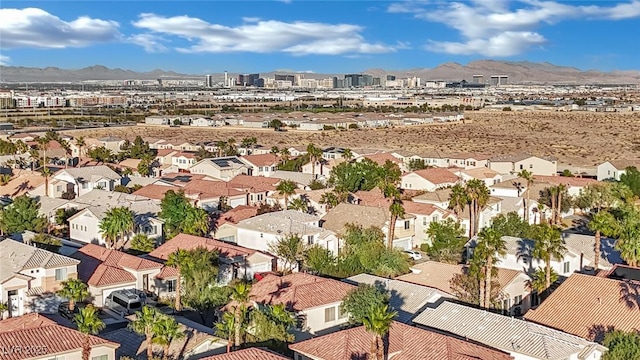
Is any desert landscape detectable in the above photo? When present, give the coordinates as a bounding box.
[66,111,640,167]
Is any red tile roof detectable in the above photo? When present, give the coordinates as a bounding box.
[132,184,181,200]
[290,321,512,360]
[173,151,196,159]
[184,179,247,198]
[241,154,279,167]
[0,314,119,360]
[201,348,289,360]
[73,244,163,287]
[401,201,443,216]
[409,168,460,185]
[247,272,354,312]
[148,233,260,261]
[156,149,177,157]
[216,205,260,226]
[363,152,402,166]
[353,188,391,208]
[524,273,640,341]
[534,175,600,188]
[227,174,279,192]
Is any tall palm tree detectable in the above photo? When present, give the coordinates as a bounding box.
[279,147,291,162]
[288,197,309,213]
[343,148,353,161]
[387,198,405,250]
[215,312,235,353]
[270,146,280,156]
[518,169,534,223]
[214,140,227,157]
[152,315,185,360]
[166,249,191,312]
[74,305,105,360]
[587,210,617,270]
[76,136,86,160]
[60,139,71,168]
[613,205,640,267]
[276,180,297,209]
[41,166,51,197]
[361,304,397,360]
[57,278,89,311]
[226,138,237,156]
[99,206,135,250]
[129,306,160,359]
[319,191,340,210]
[556,184,567,225]
[230,282,252,350]
[448,183,468,217]
[476,227,506,308]
[307,143,322,177]
[531,223,566,290]
[37,136,49,170]
[466,179,490,236]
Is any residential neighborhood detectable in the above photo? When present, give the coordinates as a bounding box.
[0,128,639,360]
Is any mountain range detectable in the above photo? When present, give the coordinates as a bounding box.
[1,61,639,84]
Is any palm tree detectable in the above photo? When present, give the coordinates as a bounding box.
[448,183,467,217]
[361,304,397,360]
[129,306,160,359]
[531,223,566,290]
[215,140,227,157]
[215,312,235,353]
[549,186,558,225]
[0,302,7,320]
[152,315,185,360]
[319,191,340,210]
[476,227,506,308]
[76,136,86,160]
[465,179,490,236]
[587,210,617,270]
[41,166,51,197]
[99,206,135,250]
[60,139,71,168]
[529,267,559,294]
[613,205,640,267]
[37,136,49,169]
[343,148,353,161]
[57,278,89,311]
[518,169,534,223]
[387,198,405,250]
[276,180,297,209]
[230,282,252,350]
[226,138,237,156]
[74,305,105,360]
[279,147,291,162]
[556,184,567,225]
[288,197,309,213]
[0,174,10,186]
[307,143,322,177]
[270,146,280,156]
[166,249,191,312]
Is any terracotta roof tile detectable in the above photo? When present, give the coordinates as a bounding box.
[184,179,247,198]
[289,321,512,360]
[132,184,181,200]
[524,273,640,341]
[247,273,354,312]
[533,175,600,188]
[241,154,279,167]
[409,168,460,185]
[148,233,261,261]
[216,205,260,226]
[363,152,402,166]
[201,348,289,360]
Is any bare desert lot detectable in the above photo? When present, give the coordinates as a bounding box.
[67,111,640,167]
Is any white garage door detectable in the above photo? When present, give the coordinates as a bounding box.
[393,238,411,251]
[246,262,272,278]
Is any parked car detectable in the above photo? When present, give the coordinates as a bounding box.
[104,289,143,316]
[404,250,422,261]
[58,301,90,320]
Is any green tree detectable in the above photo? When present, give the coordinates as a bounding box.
[230,282,252,350]
[475,227,506,308]
[518,169,534,223]
[75,136,86,159]
[166,249,191,312]
[387,198,405,250]
[0,195,47,234]
[57,278,89,311]
[603,330,640,360]
[129,306,161,359]
[307,179,326,190]
[74,305,105,360]
[215,311,235,353]
[268,234,306,273]
[179,248,228,323]
[612,205,640,267]
[130,233,155,253]
[288,197,309,213]
[304,245,336,274]
[490,212,531,238]
[306,143,323,177]
[319,191,342,210]
[269,119,283,131]
[448,183,468,217]
[424,218,466,263]
[275,180,297,210]
[531,223,566,290]
[620,166,640,197]
[129,136,153,159]
[407,158,428,171]
[99,206,135,250]
[529,267,559,294]
[55,208,80,227]
[342,284,389,325]
[152,315,185,360]
[361,304,397,360]
[343,148,353,160]
[587,210,617,270]
[159,190,209,239]
[466,179,490,236]
[0,174,11,186]
[87,146,114,163]
[247,304,295,348]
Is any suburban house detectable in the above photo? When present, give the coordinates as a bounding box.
[397,261,533,315]
[488,154,558,176]
[47,166,122,198]
[240,154,280,177]
[98,136,126,153]
[447,153,491,169]
[402,201,458,247]
[67,190,164,246]
[235,210,340,259]
[301,158,343,177]
[524,273,640,342]
[414,301,606,360]
[321,147,345,160]
[400,168,460,191]
[71,243,174,307]
[596,159,640,181]
[356,152,405,171]
[449,167,503,187]
[171,151,197,170]
[0,313,120,360]
[344,274,450,323]
[212,205,260,242]
[226,175,278,205]
[289,320,512,360]
[241,272,354,340]
[190,116,218,127]
[189,156,250,181]
[148,233,275,283]
[562,232,622,271]
[321,202,415,250]
[0,239,80,318]
[201,348,288,360]
[182,179,249,210]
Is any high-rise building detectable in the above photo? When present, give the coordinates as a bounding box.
[472,75,484,84]
[224,71,228,86]
[490,75,508,86]
[386,75,396,81]
[362,75,373,87]
[237,74,246,86]
[275,74,296,83]
[372,77,381,86]
[205,75,213,87]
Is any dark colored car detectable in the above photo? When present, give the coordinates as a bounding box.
[58,301,90,320]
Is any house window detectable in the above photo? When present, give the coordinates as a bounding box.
[433,215,439,223]
[519,164,523,170]
[55,268,67,281]
[307,235,314,245]
[81,182,88,189]
[91,356,108,360]
[338,304,348,319]
[531,291,539,306]
[56,185,63,192]
[529,164,533,169]
[260,233,263,238]
[257,194,263,201]
[502,299,510,314]
[563,261,570,273]
[167,279,176,293]
[404,220,410,230]
[514,295,523,306]
[423,217,427,226]
[324,306,336,322]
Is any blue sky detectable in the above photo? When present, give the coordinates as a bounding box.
[1,1,639,74]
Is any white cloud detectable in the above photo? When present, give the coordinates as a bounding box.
[128,34,168,53]
[0,8,121,49]
[242,17,261,23]
[0,55,10,65]
[132,13,398,55]
[390,0,640,56]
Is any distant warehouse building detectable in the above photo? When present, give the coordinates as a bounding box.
[145,116,170,125]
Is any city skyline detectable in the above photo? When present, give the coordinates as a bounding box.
[1,1,640,74]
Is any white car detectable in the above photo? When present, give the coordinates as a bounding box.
[404,250,422,260]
